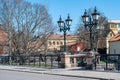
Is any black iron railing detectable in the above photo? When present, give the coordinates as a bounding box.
[95,54,120,71]
[0,53,120,71]
[0,54,61,69]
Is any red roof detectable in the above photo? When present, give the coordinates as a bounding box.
[109,34,120,42]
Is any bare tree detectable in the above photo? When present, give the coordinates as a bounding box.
[0,0,55,55]
[74,19,89,50]
[93,16,108,51]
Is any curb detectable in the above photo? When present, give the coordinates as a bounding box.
[46,73,112,80]
[0,68,112,80]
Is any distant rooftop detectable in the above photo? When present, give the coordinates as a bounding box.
[109,34,120,42]
[108,20,120,23]
[48,34,78,40]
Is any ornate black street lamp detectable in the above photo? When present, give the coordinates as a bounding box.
[57,14,72,52]
[82,7,100,51]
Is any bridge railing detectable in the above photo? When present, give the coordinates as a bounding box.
[96,54,120,71]
[0,54,61,69]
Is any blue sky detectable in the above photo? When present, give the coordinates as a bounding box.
[26,0,120,33]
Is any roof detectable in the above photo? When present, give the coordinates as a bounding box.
[109,34,120,42]
[108,20,120,23]
[48,34,78,40]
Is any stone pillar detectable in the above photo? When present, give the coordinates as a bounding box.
[97,56,100,64]
[73,57,77,67]
[61,53,71,68]
[106,37,109,54]
[86,51,95,70]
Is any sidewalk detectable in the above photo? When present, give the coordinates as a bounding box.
[0,65,120,80]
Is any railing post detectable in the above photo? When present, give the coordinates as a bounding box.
[95,55,97,70]
[106,54,108,70]
[51,55,53,68]
[28,55,30,66]
[45,55,47,67]
[0,56,1,64]
[39,54,41,67]
[118,55,120,71]
[34,55,35,66]
[57,54,61,68]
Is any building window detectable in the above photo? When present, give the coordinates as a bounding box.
[49,42,52,45]
[114,49,116,54]
[60,42,63,45]
[119,30,120,33]
[53,41,55,45]
[110,33,112,37]
[118,23,120,27]
[111,24,117,28]
[57,42,59,45]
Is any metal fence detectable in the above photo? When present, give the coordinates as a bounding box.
[0,54,61,69]
[0,53,120,71]
[95,54,120,71]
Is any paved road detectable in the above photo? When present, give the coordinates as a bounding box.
[0,70,97,80]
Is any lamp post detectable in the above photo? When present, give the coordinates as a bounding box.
[82,7,100,51]
[57,14,72,52]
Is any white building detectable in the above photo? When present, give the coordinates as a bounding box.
[109,34,120,54]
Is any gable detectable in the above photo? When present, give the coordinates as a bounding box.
[109,34,120,42]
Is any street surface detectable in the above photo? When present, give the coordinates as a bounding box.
[0,70,97,80]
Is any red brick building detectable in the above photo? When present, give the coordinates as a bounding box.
[0,25,8,54]
[70,43,84,52]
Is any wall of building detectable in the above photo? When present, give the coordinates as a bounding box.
[47,39,77,50]
[109,41,120,54]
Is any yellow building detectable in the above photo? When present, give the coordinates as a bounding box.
[107,20,120,39]
[47,34,78,51]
